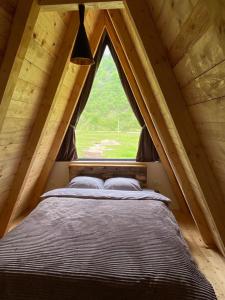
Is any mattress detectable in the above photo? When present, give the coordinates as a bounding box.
[0,188,216,299]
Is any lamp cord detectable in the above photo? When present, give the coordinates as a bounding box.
[79,4,85,24]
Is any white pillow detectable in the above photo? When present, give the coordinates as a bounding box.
[68,176,104,189]
[104,177,142,191]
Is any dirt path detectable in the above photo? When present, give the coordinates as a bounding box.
[84,139,120,158]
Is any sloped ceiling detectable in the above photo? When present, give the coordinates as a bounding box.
[0,0,224,256]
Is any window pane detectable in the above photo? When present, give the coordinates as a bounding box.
[76,46,141,159]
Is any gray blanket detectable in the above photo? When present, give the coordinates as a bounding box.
[0,189,216,299]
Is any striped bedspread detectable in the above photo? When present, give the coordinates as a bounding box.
[0,189,216,299]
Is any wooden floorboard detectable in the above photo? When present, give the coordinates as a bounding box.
[174,212,225,300]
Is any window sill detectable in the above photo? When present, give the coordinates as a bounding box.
[69,160,147,168]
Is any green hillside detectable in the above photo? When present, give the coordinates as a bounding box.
[76,47,141,132]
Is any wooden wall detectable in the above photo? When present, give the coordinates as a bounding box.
[9,11,74,219]
[1,8,103,225]
[0,0,18,212]
[0,4,101,226]
[148,0,225,199]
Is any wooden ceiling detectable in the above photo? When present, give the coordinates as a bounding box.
[0,0,224,256]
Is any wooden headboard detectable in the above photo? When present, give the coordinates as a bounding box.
[69,162,147,186]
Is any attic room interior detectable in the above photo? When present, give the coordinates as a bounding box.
[0,0,225,299]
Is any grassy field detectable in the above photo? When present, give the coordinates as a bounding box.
[76,130,140,159]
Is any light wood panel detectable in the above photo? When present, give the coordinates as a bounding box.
[11,79,45,104]
[0,4,15,65]
[39,0,124,11]
[150,0,225,217]
[182,62,225,105]
[188,99,225,123]
[155,0,195,51]
[34,12,68,56]
[195,122,225,142]
[125,0,225,255]
[0,1,17,15]
[0,11,80,235]
[0,0,40,131]
[108,10,213,246]
[105,13,188,214]
[0,10,68,217]
[3,8,75,219]
[148,0,165,22]
[169,1,210,66]
[25,12,106,213]
[174,25,225,88]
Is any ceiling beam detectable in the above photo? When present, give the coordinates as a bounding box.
[39,0,124,11]
[22,12,106,214]
[0,0,40,133]
[108,9,214,248]
[0,11,80,236]
[104,14,188,215]
[124,0,225,255]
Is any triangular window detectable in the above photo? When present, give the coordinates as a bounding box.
[57,32,159,162]
[76,46,141,159]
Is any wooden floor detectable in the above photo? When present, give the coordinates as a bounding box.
[175,212,225,300]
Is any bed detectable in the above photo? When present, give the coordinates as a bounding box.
[0,175,217,299]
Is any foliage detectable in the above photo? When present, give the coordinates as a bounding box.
[76,47,141,159]
[76,47,141,132]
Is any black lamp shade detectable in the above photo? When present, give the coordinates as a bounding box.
[71,4,94,65]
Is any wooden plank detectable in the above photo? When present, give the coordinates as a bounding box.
[155,0,194,50]
[25,38,56,74]
[0,7,12,38]
[0,1,17,15]
[124,0,225,255]
[188,98,225,123]
[182,62,225,105]
[7,99,41,119]
[12,79,45,104]
[19,59,49,88]
[174,25,225,88]
[0,0,40,132]
[108,9,213,245]
[1,117,33,133]
[200,140,225,166]
[169,1,210,66]
[26,12,106,212]
[0,131,30,147]
[105,13,188,213]
[39,0,124,11]
[195,122,225,142]
[33,12,68,56]
[147,0,165,22]
[0,143,25,161]
[0,176,15,194]
[0,12,79,236]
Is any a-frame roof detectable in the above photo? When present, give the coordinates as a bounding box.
[0,0,224,256]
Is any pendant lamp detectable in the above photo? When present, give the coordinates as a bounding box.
[71,4,95,65]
